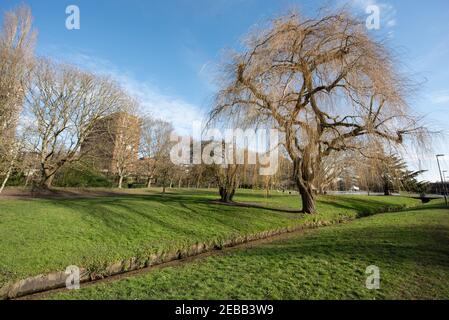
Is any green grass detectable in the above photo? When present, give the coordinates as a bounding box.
[48,205,449,300]
[0,188,420,288]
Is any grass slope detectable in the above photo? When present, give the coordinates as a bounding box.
[48,205,449,300]
[0,188,419,287]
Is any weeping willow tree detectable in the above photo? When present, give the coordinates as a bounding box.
[209,10,428,213]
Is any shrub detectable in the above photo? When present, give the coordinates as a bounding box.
[54,164,113,188]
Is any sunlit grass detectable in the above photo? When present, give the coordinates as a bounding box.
[49,205,449,300]
[0,188,420,287]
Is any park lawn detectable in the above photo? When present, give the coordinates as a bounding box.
[48,205,449,300]
[0,188,420,288]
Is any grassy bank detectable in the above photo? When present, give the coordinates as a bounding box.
[48,205,449,300]
[0,188,419,288]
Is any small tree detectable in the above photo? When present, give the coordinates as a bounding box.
[207,140,243,203]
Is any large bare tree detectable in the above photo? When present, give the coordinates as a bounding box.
[0,5,36,192]
[26,59,124,189]
[209,10,427,213]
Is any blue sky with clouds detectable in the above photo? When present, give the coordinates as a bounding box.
[1,0,449,181]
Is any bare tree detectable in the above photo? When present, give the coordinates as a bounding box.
[314,150,354,194]
[155,153,175,194]
[95,99,141,189]
[0,5,36,192]
[112,111,141,189]
[216,162,242,202]
[208,140,243,202]
[140,117,173,189]
[209,10,427,213]
[26,59,124,189]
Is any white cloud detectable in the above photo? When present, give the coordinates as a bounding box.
[431,91,449,105]
[386,19,396,27]
[46,50,205,136]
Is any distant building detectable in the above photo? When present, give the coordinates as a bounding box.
[81,112,141,174]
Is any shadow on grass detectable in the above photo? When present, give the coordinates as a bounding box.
[44,192,296,237]
[238,215,449,269]
[209,200,303,214]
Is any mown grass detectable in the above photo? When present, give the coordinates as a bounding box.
[0,188,420,288]
[48,205,449,300]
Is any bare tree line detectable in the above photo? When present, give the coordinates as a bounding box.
[1,6,430,212]
[0,5,177,192]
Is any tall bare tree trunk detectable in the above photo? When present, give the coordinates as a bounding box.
[293,159,316,214]
[298,182,316,214]
[383,182,391,196]
[40,175,54,189]
[39,167,56,190]
[0,154,16,194]
[0,167,12,194]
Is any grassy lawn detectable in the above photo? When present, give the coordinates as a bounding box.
[0,188,420,288]
[47,205,449,300]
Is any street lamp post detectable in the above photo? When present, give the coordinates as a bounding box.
[436,155,448,206]
[443,171,448,197]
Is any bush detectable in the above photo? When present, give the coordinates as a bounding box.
[54,164,113,188]
[4,171,26,187]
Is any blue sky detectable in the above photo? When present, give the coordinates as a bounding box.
[1,0,449,181]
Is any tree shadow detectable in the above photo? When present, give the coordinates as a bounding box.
[237,221,449,269]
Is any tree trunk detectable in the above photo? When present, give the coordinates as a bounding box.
[24,171,33,187]
[147,177,152,189]
[0,152,17,194]
[118,175,124,189]
[39,168,55,190]
[298,183,316,214]
[293,158,316,214]
[383,181,390,196]
[196,174,202,189]
[0,167,12,194]
[219,186,235,202]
